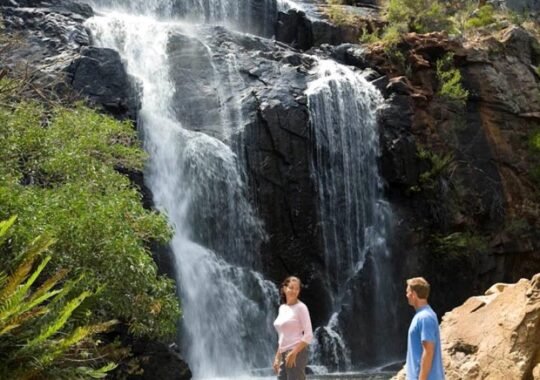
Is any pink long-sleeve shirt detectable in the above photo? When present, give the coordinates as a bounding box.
[273,301,313,353]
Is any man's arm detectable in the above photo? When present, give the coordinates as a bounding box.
[419,340,435,380]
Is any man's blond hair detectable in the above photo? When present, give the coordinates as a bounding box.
[407,277,430,299]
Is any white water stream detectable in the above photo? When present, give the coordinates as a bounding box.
[85,0,396,377]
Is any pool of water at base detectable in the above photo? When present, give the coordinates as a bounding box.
[199,372,394,380]
[309,373,393,380]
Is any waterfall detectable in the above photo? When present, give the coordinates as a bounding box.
[86,12,278,378]
[306,60,395,370]
[87,0,277,36]
[84,0,399,376]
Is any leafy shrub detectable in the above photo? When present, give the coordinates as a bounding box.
[436,54,469,105]
[326,0,357,26]
[370,0,535,41]
[430,231,488,257]
[0,79,180,340]
[386,0,453,33]
[529,130,540,183]
[410,148,456,194]
[0,217,118,379]
[464,4,496,30]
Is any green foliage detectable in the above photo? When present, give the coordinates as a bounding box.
[436,54,469,105]
[529,130,540,183]
[429,231,488,257]
[531,131,540,151]
[325,1,357,27]
[360,23,408,46]
[464,5,496,30]
[416,148,455,190]
[0,217,118,380]
[359,27,381,44]
[386,0,453,34]
[0,78,180,340]
[382,23,408,46]
[364,0,539,44]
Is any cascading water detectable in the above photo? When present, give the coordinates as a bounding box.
[88,0,277,36]
[306,60,396,370]
[85,9,279,378]
[85,0,399,377]
[307,60,387,303]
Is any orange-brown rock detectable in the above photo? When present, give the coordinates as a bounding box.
[356,24,540,343]
[441,273,540,379]
[393,274,540,379]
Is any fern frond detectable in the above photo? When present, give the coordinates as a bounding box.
[88,319,119,335]
[0,272,8,290]
[75,362,117,379]
[0,256,52,325]
[26,290,92,348]
[34,320,117,368]
[0,255,37,303]
[22,235,57,263]
[0,306,48,335]
[19,255,52,298]
[0,235,55,303]
[0,216,17,246]
[29,269,68,304]
[40,326,92,366]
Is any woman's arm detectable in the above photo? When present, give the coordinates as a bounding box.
[273,348,281,374]
[285,341,308,367]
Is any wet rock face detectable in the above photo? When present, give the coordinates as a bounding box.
[0,1,91,78]
[276,8,363,50]
[360,27,540,320]
[276,9,315,50]
[0,0,92,50]
[114,335,192,380]
[0,0,93,16]
[67,47,140,119]
[497,0,540,12]
[166,26,333,326]
[0,0,139,120]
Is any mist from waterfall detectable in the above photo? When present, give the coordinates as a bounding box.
[306,60,395,370]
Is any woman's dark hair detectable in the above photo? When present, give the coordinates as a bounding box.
[280,276,301,304]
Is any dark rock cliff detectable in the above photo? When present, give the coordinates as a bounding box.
[356,26,540,317]
[3,0,540,376]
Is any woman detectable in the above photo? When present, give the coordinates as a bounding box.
[273,276,313,380]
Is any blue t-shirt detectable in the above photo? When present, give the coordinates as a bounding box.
[406,305,445,380]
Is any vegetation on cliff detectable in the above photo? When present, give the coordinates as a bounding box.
[323,0,540,314]
[0,217,119,379]
[0,75,180,347]
[326,0,539,42]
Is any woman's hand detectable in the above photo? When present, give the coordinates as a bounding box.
[273,357,280,374]
[285,350,298,368]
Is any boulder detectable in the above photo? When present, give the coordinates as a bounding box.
[275,5,379,51]
[494,0,540,12]
[393,273,540,379]
[441,273,540,379]
[0,1,92,62]
[126,340,192,380]
[67,47,140,119]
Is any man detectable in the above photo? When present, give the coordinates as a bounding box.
[405,277,445,380]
